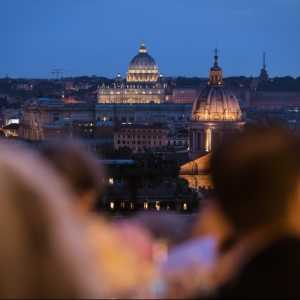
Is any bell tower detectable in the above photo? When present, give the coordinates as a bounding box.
[259,52,269,82]
[209,49,224,86]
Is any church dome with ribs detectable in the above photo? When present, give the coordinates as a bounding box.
[192,50,242,122]
[127,43,159,83]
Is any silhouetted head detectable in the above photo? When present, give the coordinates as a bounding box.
[40,140,104,212]
[210,125,300,234]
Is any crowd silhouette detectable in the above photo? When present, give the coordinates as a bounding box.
[0,125,300,298]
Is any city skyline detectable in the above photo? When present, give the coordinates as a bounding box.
[1,0,299,78]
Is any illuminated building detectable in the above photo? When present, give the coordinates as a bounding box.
[95,103,191,127]
[189,50,244,159]
[98,43,169,104]
[180,153,213,190]
[2,123,19,137]
[19,97,192,141]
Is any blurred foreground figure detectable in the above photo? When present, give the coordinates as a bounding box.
[125,212,200,297]
[0,142,103,298]
[158,201,232,298]
[40,141,103,214]
[40,141,155,298]
[203,126,300,299]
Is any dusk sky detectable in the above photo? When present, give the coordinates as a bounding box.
[1,0,299,78]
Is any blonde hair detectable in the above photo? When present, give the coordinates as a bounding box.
[0,142,103,298]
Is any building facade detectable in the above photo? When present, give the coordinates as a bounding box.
[114,124,169,153]
[189,50,245,159]
[95,103,192,128]
[19,98,95,140]
[171,88,198,104]
[250,92,300,110]
[19,98,192,141]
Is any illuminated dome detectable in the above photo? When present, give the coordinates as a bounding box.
[127,43,159,83]
[192,50,242,122]
[192,86,242,121]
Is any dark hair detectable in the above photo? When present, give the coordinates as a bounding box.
[210,125,300,232]
[39,140,103,198]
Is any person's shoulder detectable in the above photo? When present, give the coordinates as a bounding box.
[217,237,300,299]
[235,237,300,281]
[257,236,300,268]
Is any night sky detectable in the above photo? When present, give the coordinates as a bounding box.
[1,0,299,78]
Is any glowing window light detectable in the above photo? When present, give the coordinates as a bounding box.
[144,202,148,210]
[155,201,160,211]
[205,127,212,152]
[110,202,115,210]
[130,202,134,209]
[183,203,188,211]
[108,178,114,185]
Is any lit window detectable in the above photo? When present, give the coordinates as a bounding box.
[155,201,160,211]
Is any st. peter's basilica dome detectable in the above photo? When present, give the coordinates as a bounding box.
[127,43,159,83]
